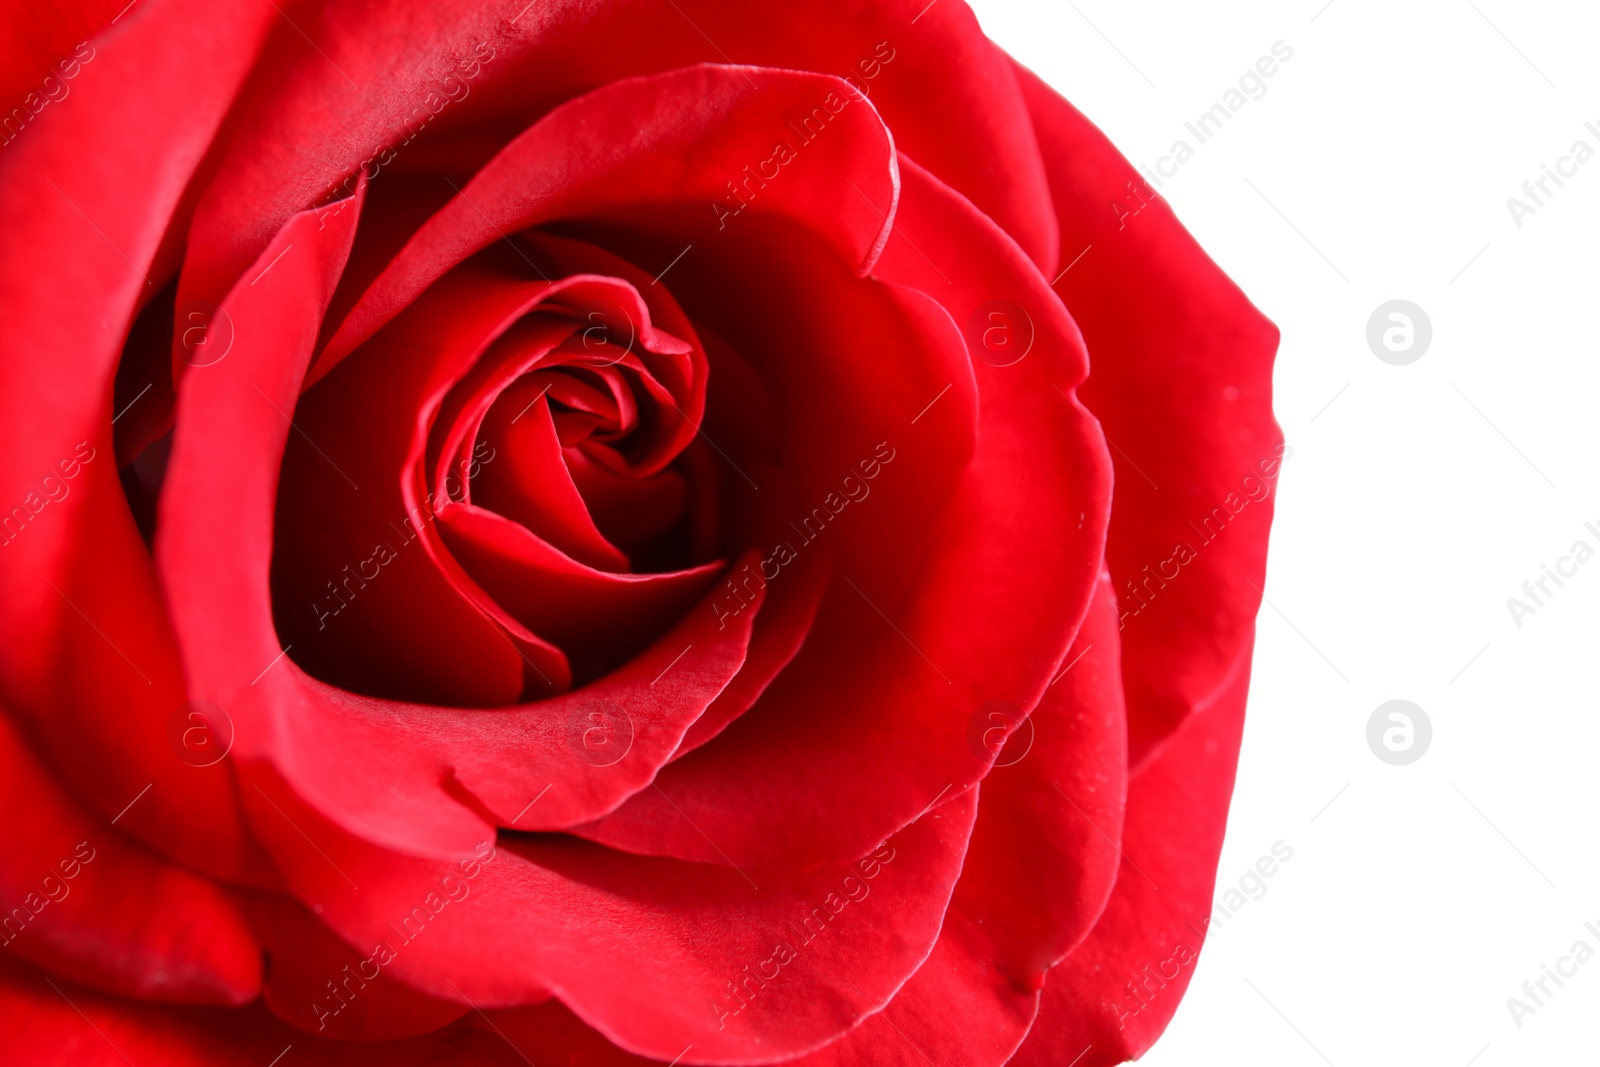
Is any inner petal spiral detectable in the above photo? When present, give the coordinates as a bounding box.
[269,233,718,704]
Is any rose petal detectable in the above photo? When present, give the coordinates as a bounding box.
[468,391,634,571]
[1014,62,1282,767]
[240,890,469,1040]
[157,196,762,857]
[240,566,759,857]
[437,504,724,677]
[0,956,526,1066]
[318,63,899,371]
[671,548,831,758]
[1007,649,1256,1066]
[0,1,120,113]
[738,577,1127,1067]
[244,769,978,1064]
[580,156,1112,868]
[176,0,1054,327]
[0,0,279,887]
[0,709,260,1005]
[563,217,979,611]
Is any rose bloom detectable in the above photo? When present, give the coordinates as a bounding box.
[0,0,1280,1064]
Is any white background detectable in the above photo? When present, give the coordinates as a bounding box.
[968,1,1600,1064]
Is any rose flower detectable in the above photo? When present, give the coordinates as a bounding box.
[0,1,1280,1064]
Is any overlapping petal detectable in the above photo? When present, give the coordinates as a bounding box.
[174,0,1056,330]
[582,155,1113,869]
[1008,654,1255,1066]
[245,766,980,1063]
[156,188,762,871]
[318,63,899,368]
[0,4,1277,1064]
[0,0,279,889]
[731,578,1129,1067]
[0,955,525,1067]
[0,710,260,1005]
[1015,62,1282,767]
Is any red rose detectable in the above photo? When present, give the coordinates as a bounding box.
[0,1,1280,1064]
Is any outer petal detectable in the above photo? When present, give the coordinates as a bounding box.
[0,0,121,110]
[175,0,1056,325]
[716,577,1127,1067]
[0,709,260,1005]
[1014,61,1283,767]
[1008,653,1255,1066]
[245,771,980,1065]
[0,956,526,1067]
[458,583,1126,1067]
[252,592,759,855]
[240,890,469,1040]
[0,0,278,886]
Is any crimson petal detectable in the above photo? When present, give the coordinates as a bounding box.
[1015,62,1282,767]
[581,156,1111,868]
[318,63,898,372]
[0,956,526,1066]
[174,0,1053,328]
[0,709,260,1006]
[241,890,469,1040]
[157,195,762,861]
[0,0,280,888]
[1007,652,1255,1066]
[720,579,1128,1067]
[244,767,979,1064]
